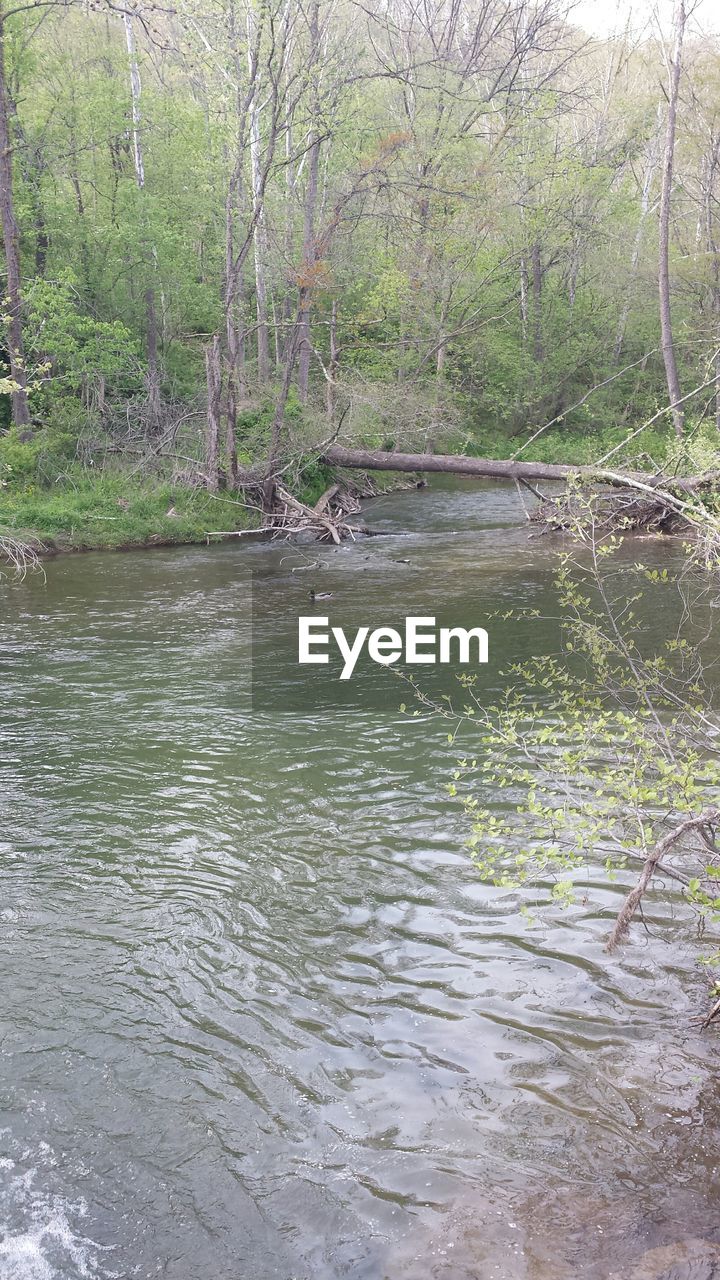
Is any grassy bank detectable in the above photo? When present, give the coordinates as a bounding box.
[0,470,257,553]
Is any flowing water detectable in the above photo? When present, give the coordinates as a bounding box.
[0,479,718,1280]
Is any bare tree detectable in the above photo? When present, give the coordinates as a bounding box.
[614,108,662,363]
[296,0,321,404]
[218,0,299,458]
[123,10,161,421]
[0,0,30,427]
[205,333,222,491]
[658,0,686,438]
[705,140,720,432]
[266,137,407,485]
[688,73,720,431]
[246,2,270,383]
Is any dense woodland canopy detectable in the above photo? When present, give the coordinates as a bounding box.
[1,0,719,501]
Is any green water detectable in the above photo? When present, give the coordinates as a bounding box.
[0,479,718,1279]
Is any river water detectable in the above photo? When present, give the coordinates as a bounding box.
[0,479,718,1280]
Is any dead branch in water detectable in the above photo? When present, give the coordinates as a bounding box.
[320,445,720,547]
[699,994,720,1032]
[606,807,720,952]
[261,483,365,542]
[531,477,720,541]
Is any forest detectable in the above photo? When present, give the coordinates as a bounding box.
[0,0,719,549]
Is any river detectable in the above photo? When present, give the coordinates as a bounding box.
[0,479,718,1279]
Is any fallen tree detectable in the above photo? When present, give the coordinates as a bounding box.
[313,443,720,546]
[321,443,719,494]
[322,443,580,484]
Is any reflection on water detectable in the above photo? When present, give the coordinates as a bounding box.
[0,479,718,1279]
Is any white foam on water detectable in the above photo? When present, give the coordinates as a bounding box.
[0,1208,92,1280]
[0,1161,99,1280]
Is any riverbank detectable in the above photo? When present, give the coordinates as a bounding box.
[1,417,715,559]
[0,444,408,559]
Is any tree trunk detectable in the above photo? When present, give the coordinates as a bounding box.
[707,242,720,434]
[0,7,30,428]
[224,162,245,482]
[204,334,222,492]
[519,254,529,345]
[531,241,543,362]
[223,1,249,479]
[568,249,578,317]
[250,139,270,384]
[323,443,582,483]
[10,112,48,278]
[297,0,321,403]
[704,141,720,432]
[32,171,48,275]
[326,298,339,421]
[658,0,686,439]
[320,444,709,493]
[246,7,270,384]
[279,58,296,364]
[268,292,307,478]
[614,116,660,363]
[144,285,160,418]
[123,12,160,421]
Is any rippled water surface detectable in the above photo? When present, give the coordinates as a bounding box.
[1,480,718,1279]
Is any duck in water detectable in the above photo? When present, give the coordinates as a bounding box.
[308,589,334,601]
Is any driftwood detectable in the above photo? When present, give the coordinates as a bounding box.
[532,487,688,537]
[313,483,340,515]
[261,483,364,542]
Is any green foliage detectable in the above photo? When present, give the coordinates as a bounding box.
[4,1,720,550]
[0,428,43,484]
[0,421,81,489]
[24,274,139,406]
[7,1,709,446]
[293,458,335,507]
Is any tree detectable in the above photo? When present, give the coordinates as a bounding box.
[0,0,30,426]
[296,0,321,404]
[658,0,687,438]
[122,10,161,419]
